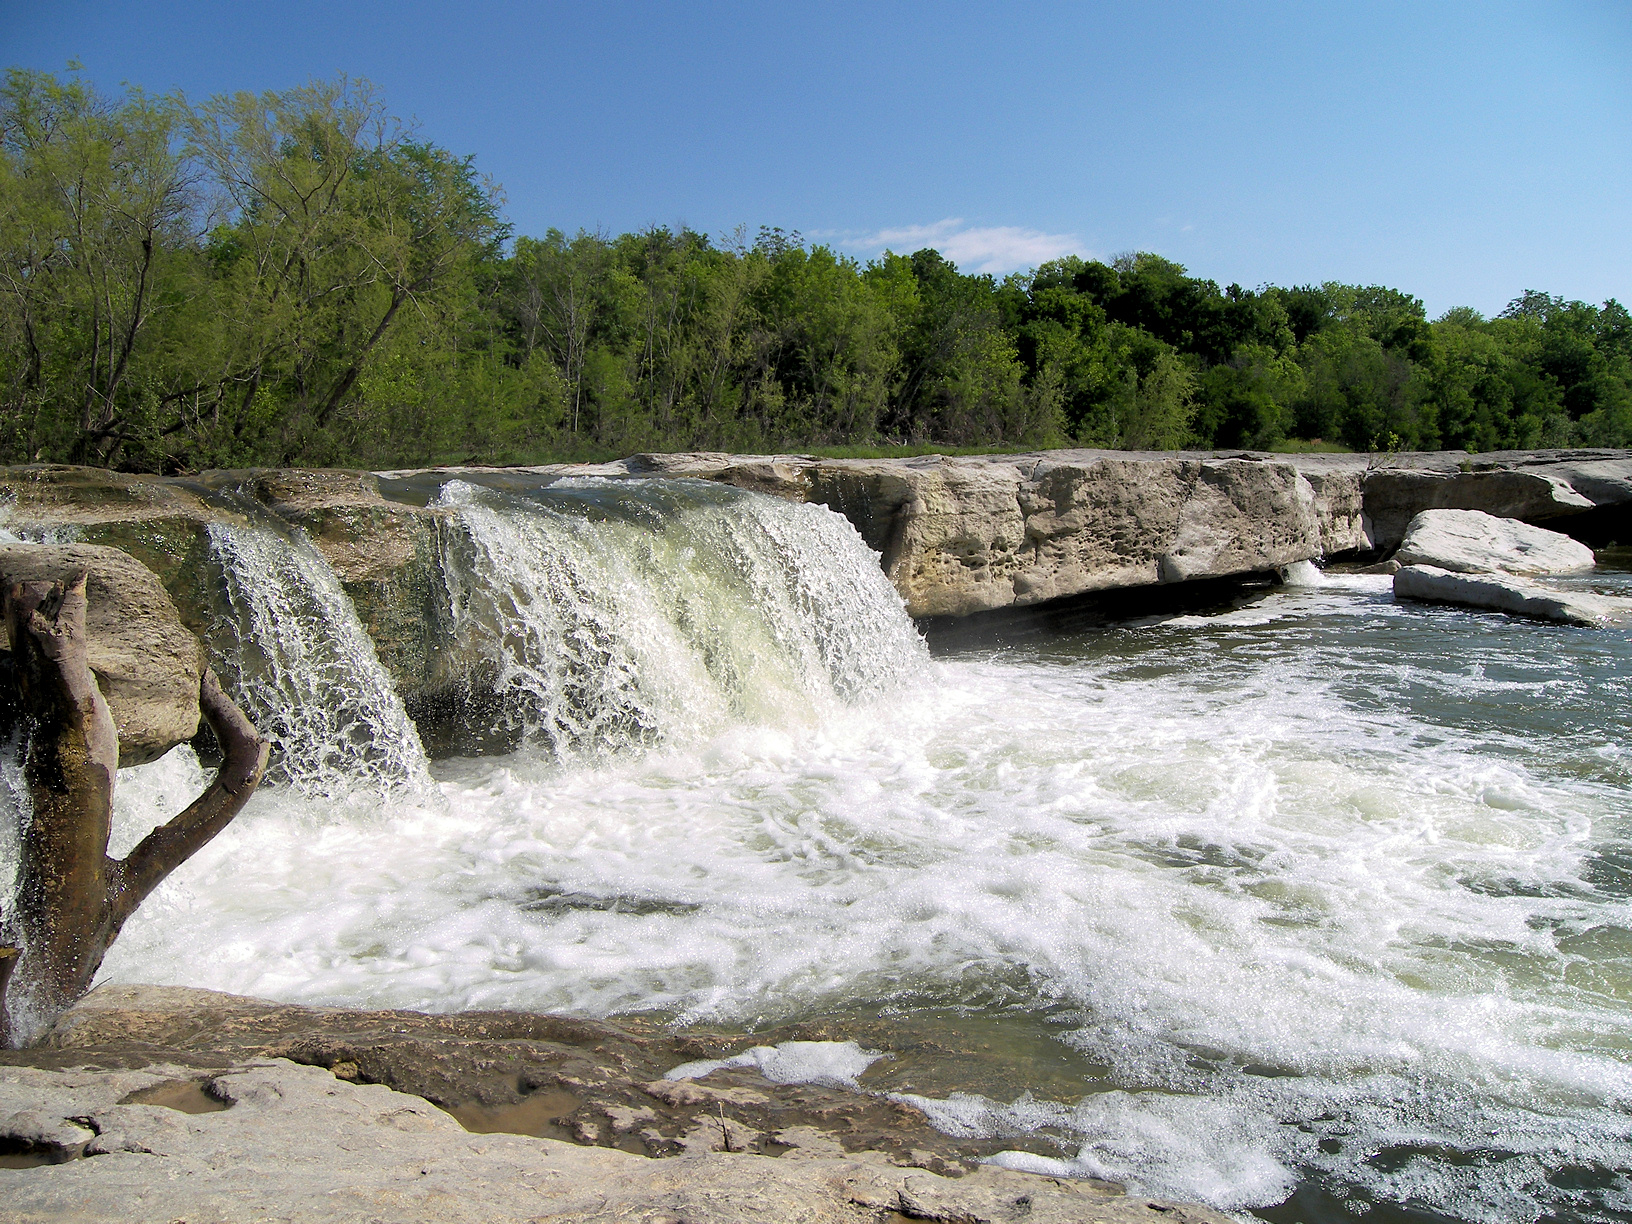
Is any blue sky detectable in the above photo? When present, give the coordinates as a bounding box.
[3,0,1628,316]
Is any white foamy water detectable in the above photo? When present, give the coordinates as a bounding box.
[433,478,925,756]
[206,522,432,796]
[27,483,1631,1223]
[666,1040,886,1088]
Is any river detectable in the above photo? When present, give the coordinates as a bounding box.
[57,475,1632,1223]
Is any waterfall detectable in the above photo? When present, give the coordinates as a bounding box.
[206,522,432,796]
[433,477,927,760]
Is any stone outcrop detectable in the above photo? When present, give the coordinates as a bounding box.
[441,447,1631,616]
[870,454,1322,617]
[0,544,202,766]
[463,451,1335,617]
[0,984,1233,1224]
[1394,509,1597,576]
[1,449,1628,663]
[1393,564,1626,626]
[229,469,453,700]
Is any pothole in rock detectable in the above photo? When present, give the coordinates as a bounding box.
[119,1078,231,1114]
[445,1087,583,1136]
[0,1142,65,1170]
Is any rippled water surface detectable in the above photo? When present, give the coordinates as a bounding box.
[78,486,1632,1223]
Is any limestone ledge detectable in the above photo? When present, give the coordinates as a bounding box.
[0,449,1627,697]
[391,447,1632,617]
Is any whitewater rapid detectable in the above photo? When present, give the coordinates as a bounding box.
[17,477,1631,1222]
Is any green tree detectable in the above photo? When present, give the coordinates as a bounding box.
[0,68,200,466]
[185,76,505,465]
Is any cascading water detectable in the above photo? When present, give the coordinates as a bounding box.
[24,475,1629,1224]
[205,521,432,796]
[432,477,926,757]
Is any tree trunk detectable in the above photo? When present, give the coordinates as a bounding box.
[0,574,268,1047]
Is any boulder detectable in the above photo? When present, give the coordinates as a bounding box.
[0,543,202,765]
[1393,564,1624,627]
[1354,449,1632,549]
[1394,509,1597,575]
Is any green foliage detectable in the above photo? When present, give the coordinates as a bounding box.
[2,68,1628,471]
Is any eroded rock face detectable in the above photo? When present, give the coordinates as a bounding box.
[1395,509,1597,575]
[503,448,1632,616]
[3,450,1629,669]
[0,465,452,705]
[575,452,1329,618]
[0,543,203,765]
[1357,450,1632,549]
[230,469,453,700]
[868,454,1326,617]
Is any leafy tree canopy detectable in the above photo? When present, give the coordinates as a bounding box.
[2,68,1626,471]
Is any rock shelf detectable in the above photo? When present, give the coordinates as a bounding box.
[0,985,1232,1224]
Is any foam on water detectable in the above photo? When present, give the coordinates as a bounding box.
[666,1040,887,1088]
[26,488,1630,1222]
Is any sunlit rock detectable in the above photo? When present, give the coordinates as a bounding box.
[1394,509,1597,575]
[0,542,203,765]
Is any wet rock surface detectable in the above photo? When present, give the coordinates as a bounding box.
[0,1059,1229,1224]
[0,986,1234,1223]
[1393,564,1627,626]
[14,985,1079,1175]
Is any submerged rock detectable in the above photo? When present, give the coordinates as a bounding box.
[1394,509,1597,575]
[1393,564,1624,626]
[0,543,203,765]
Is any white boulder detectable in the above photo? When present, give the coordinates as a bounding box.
[1394,509,1595,576]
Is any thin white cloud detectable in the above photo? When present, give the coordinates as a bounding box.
[844,218,1087,275]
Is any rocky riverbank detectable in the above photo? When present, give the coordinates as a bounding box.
[1,985,1232,1223]
[3,448,1628,682]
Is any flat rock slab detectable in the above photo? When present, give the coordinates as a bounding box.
[1394,509,1597,575]
[0,1060,1231,1224]
[0,543,202,765]
[15,983,1086,1176]
[1393,564,1626,626]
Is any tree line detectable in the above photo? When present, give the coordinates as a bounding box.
[2,68,1628,473]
